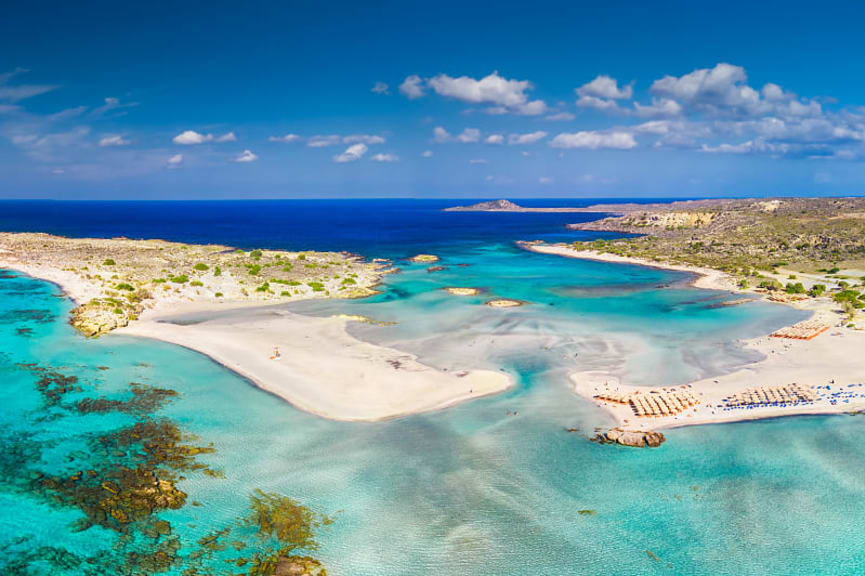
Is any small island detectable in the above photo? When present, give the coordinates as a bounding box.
[444,199,587,212]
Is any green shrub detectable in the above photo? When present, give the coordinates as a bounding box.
[307,281,325,292]
[785,282,805,294]
[103,258,116,266]
[193,263,209,271]
[115,283,134,291]
[215,292,223,297]
[190,280,204,287]
[809,284,826,297]
[170,274,188,284]
[214,266,222,276]
[758,279,782,291]
[247,264,262,276]
[296,253,306,261]
[250,249,263,259]
[255,282,270,293]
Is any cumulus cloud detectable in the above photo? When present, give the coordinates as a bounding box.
[371,81,389,95]
[421,71,547,115]
[399,75,425,99]
[508,131,547,145]
[172,130,235,145]
[167,153,183,168]
[421,150,433,158]
[545,111,576,121]
[98,134,130,147]
[370,152,399,162]
[333,143,368,163]
[233,149,258,163]
[575,75,633,110]
[577,75,634,100]
[550,131,637,150]
[268,134,301,143]
[433,126,480,143]
[485,134,504,145]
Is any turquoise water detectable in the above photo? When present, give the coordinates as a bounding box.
[2,240,865,575]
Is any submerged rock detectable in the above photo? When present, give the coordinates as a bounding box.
[593,427,666,448]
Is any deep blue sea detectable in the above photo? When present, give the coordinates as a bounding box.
[1,200,863,575]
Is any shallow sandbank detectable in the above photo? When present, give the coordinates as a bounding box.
[117,303,512,422]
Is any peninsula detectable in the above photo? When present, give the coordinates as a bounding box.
[522,197,865,435]
[0,232,511,421]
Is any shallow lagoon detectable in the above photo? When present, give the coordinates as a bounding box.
[1,201,863,575]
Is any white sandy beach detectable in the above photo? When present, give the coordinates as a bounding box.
[117,304,511,421]
[527,241,865,430]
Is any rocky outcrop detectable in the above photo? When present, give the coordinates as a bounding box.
[70,299,137,338]
[409,254,440,263]
[592,427,665,448]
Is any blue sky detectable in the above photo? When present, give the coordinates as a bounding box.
[2,0,865,199]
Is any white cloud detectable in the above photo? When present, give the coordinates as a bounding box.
[307,135,341,147]
[433,126,451,143]
[433,126,480,143]
[577,75,633,100]
[699,139,789,155]
[457,128,480,143]
[399,75,425,99]
[99,134,130,147]
[233,149,258,163]
[575,75,633,111]
[0,68,57,103]
[421,150,433,158]
[268,134,301,143]
[539,176,553,184]
[371,81,389,95]
[308,134,385,147]
[173,130,212,145]
[485,134,504,145]
[469,158,488,164]
[173,130,236,145]
[343,134,386,145]
[545,111,575,121]
[633,98,682,117]
[333,143,368,163]
[167,153,183,168]
[370,152,399,162]
[550,131,637,150]
[508,131,547,145]
[426,71,547,115]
